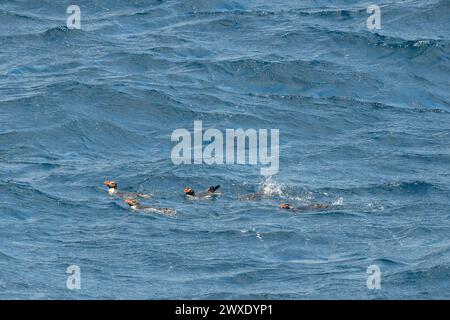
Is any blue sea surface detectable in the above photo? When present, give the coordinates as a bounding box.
[1,0,450,299]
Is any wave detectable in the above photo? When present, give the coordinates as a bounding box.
[78,2,167,21]
[246,93,434,114]
[0,24,91,42]
[0,250,19,262]
[0,8,53,22]
[1,0,449,300]
[370,258,407,267]
[279,26,448,55]
[181,8,276,19]
[0,1,164,24]
[0,79,197,123]
[1,118,156,156]
[316,180,445,197]
[388,263,450,285]
[288,7,367,19]
[42,25,75,36]
[0,180,106,210]
[179,56,358,94]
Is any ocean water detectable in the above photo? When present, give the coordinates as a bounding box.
[1,0,449,299]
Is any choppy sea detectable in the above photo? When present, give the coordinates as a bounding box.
[1,0,449,299]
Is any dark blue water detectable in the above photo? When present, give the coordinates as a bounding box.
[1,0,450,299]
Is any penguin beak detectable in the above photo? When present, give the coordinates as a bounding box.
[104,181,111,186]
[184,188,191,194]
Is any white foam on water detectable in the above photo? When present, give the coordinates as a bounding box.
[292,192,314,202]
[332,197,344,206]
[259,176,285,196]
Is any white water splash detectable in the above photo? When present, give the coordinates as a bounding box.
[413,40,431,47]
[259,176,285,196]
[332,197,344,206]
[367,202,385,212]
[292,192,314,202]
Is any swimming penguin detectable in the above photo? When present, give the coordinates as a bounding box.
[183,185,221,199]
[279,203,330,212]
[103,181,151,199]
[124,198,176,216]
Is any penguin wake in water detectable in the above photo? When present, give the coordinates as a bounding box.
[103,181,151,199]
[237,191,264,201]
[124,198,176,216]
[279,203,331,212]
[183,185,222,200]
